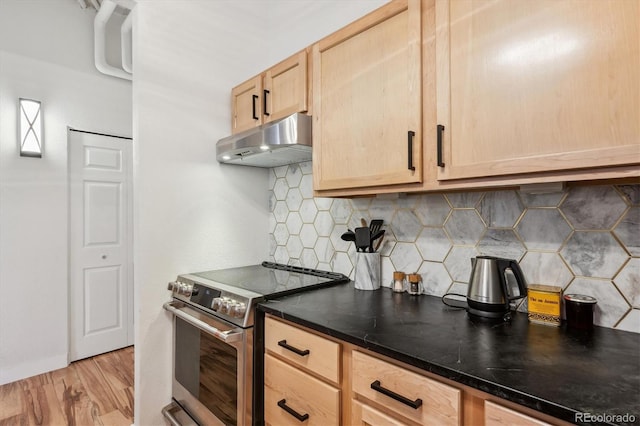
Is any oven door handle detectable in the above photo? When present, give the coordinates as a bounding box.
[163,301,244,343]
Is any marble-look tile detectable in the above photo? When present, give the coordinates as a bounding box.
[286,235,303,259]
[268,234,277,256]
[285,164,303,188]
[315,197,333,211]
[520,252,573,288]
[331,251,353,278]
[273,178,288,201]
[518,191,566,207]
[560,231,628,279]
[273,223,289,245]
[416,227,451,262]
[444,246,478,283]
[286,187,303,211]
[273,201,289,223]
[299,174,313,199]
[415,194,451,226]
[381,256,395,288]
[268,191,277,212]
[268,214,277,234]
[330,224,352,252]
[419,261,452,296]
[274,246,288,264]
[516,209,572,251]
[616,309,640,333]
[369,197,397,224]
[614,207,640,256]
[299,161,313,175]
[447,281,469,297]
[314,211,334,237]
[317,261,332,271]
[444,210,486,246]
[389,242,423,274]
[286,212,303,235]
[396,194,420,210]
[314,237,335,264]
[300,248,318,268]
[445,192,482,208]
[477,229,526,261]
[350,197,372,211]
[613,258,640,308]
[477,190,525,228]
[300,223,318,248]
[377,227,396,257]
[288,258,302,267]
[268,169,277,190]
[564,277,630,328]
[560,186,627,230]
[348,211,372,232]
[617,184,640,205]
[391,209,423,242]
[273,165,287,178]
[299,199,318,223]
[330,198,352,225]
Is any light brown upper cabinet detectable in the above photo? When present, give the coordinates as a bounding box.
[312,0,423,191]
[231,50,309,135]
[435,0,640,180]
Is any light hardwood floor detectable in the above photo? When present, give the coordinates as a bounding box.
[0,346,134,426]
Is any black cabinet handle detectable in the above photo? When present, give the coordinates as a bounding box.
[370,380,423,409]
[277,339,310,356]
[263,90,270,116]
[437,124,445,167]
[408,130,416,171]
[252,94,259,120]
[277,399,309,422]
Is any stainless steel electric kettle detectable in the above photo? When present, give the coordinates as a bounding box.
[467,256,527,319]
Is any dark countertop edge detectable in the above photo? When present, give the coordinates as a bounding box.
[258,304,618,426]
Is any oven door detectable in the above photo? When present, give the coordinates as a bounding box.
[164,301,252,426]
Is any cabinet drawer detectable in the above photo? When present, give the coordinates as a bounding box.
[352,351,460,425]
[352,399,410,426]
[485,401,553,426]
[264,354,340,426]
[265,316,340,384]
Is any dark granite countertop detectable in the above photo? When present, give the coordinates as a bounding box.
[257,284,640,426]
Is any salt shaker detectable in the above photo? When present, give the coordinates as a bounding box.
[392,271,406,293]
[407,273,423,295]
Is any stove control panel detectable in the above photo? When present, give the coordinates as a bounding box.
[167,280,198,297]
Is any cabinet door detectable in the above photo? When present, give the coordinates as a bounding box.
[264,50,308,123]
[436,0,640,180]
[313,0,423,191]
[231,75,262,134]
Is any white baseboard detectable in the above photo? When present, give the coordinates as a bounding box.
[0,353,68,386]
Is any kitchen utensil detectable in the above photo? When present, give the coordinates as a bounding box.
[340,230,356,242]
[360,218,368,228]
[467,256,527,319]
[355,227,371,252]
[374,235,385,252]
[369,229,385,252]
[369,219,383,235]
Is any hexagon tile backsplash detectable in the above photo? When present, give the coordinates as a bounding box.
[268,162,640,334]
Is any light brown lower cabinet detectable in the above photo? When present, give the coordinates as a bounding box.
[264,315,570,426]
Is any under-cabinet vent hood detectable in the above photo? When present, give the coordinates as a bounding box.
[216,113,312,168]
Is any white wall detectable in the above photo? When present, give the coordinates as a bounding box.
[0,0,132,384]
[131,1,386,424]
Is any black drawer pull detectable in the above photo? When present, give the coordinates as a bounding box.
[263,89,270,116]
[371,380,423,409]
[252,94,259,120]
[408,130,416,171]
[277,339,310,356]
[277,399,309,422]
[437,124,445,167]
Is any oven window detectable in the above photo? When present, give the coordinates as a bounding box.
[175,317,238,425]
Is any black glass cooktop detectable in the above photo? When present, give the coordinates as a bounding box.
[190,261,349,299]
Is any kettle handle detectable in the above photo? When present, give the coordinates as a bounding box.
[497,259,528,300]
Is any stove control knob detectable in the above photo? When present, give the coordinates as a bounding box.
[211,297,224,311]
[167,282,177,292]
[231,303,246,318]
[220,299,233,315]
[177,282,193,296]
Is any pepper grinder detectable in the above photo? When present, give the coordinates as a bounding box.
[392,271,406,293]
[407,273,423,295]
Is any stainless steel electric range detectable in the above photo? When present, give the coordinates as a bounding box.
[161,262,348,426]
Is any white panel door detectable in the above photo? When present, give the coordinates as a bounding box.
[69,129,133,361]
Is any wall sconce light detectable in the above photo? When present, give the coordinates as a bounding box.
[19,98,43,158]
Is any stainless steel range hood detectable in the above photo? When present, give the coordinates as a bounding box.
[216,113,312,168]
